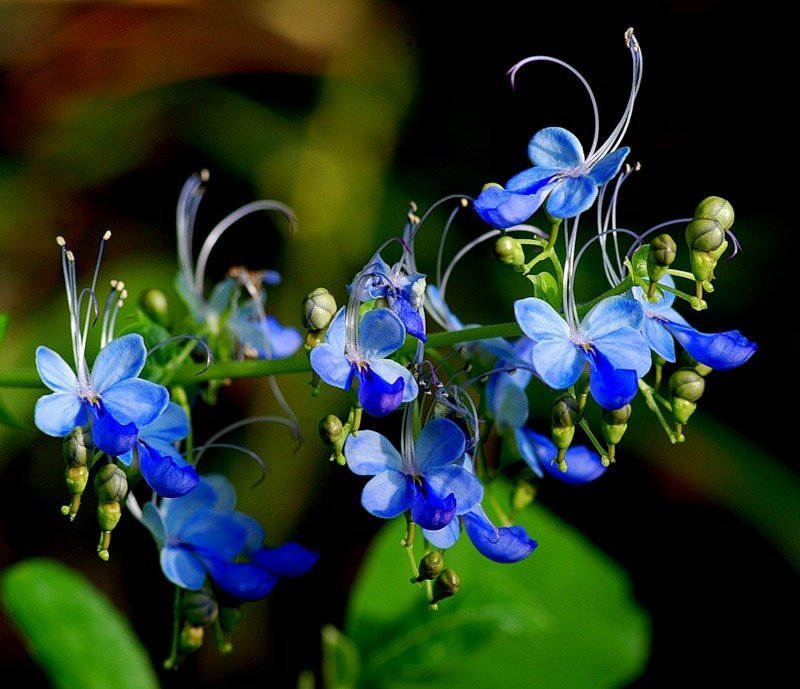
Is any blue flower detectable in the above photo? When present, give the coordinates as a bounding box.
[515,428,606,483]
[228,310,303,360]
[142,475,317,600]
[344,418,483,531]
[484,338,535,432]
[118,402,198,498]
[350,255,427,341]
[475,127,629,227]
[35,333,169,457]
[632,275,757,369]
[310,307,418,416]
[514,295,651,409]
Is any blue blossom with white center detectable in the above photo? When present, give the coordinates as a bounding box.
[34,235,168,456]
[344,417,482,531]
[142,474,317,600]
[632,275,757,369]
[349,254,427,341]
[310,306,418,417]
[474,30,642,227]
[118,402,198,498]
[514,295,651,410]
[516,428,607,484]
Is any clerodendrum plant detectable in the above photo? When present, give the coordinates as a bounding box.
[9,27,755,668]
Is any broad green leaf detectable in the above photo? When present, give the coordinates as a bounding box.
[531,271,560,310]
[1,558,159,689]
[322,624,360,689]
[346,495,650,689]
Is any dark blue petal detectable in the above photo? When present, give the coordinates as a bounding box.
[473,185,546,229]
[138,442,199,498]
[522,431,607,484]
[180,509,248,560]
[250,543,319,577]
[201,555,278,601]
[90,402,139,456]
[357,367,404,417]
[587,147,630,185]
[410,478,456,531]
[463,507,537,563]
[390,296,427,341]
[587,351,639,410]
[664,320,757,370]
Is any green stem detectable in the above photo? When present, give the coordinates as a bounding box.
[638,380,680,443]
[162,587,183,670]
[578,418,610,463]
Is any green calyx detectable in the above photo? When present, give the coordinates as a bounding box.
[432,568,461,603]
[602,404,631,446]
[669,367,705,425]
[182,589,219,627]
[416,551,445,582]
[94,464,128,503]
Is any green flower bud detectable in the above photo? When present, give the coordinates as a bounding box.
[415,551,444,582]
[305,330,325,350]
[63,427,90,467]
[512,480,536,513]
[680,351,713,377]
[219,606,245,634]
[94,464,128,503]
[319,415,343,444]
[179,622,205,654]
[139,288,171,329]
[602,404,631,446]
[301,288,338,331]
[432,568,461,603]
[686,197,733,290]
[493,236,525,266]
[694,196,734,231]
[647,234,676,296]
[669,368,705,425]
[551,393,579,428]
[182,589,219,627]
[97,501,121,532]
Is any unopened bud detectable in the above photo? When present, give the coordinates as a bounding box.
[686,197,733,288]
[551,393,578,466]
[493,236,525,266]
[219,606,245,634]
[63,426,90,466]
[647,235,676,297]
[602,404,631,446]
[432,568,461,603]
[182,589,219,627]
[669,368,705,425]
[301,288,338,331]
[319,415,346,464]
[680,351,713,377]
[415,552,444,582]
[512,480,536,513]
[694,196,734,231]
[179,623,205,654]
[139,288,171,328]
[94,464,128,503]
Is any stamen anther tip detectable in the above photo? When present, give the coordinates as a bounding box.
[460,198,469,207]
[102,230,112,241]
[66,250,75,261]
[56,236,66,246]
[110,279,118,288]
[200,169,210,182]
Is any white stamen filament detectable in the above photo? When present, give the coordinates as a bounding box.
[193,414,298,466]
[344,271,378,361]
[400,402,415,475]
[176,173,205,299]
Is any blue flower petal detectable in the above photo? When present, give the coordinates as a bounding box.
[207,278,237,316]
[632,273,677,311]
[345,429,404,476]
[664,321,757,370]
[522,430,607,483]
[426,465,483,515]
[34,392,88,437]
[90,404,139,456]
[487,374,530,430]
[361,470,414,519]
[527,127,585,168]
[310,343,354,390]
[390,297,426,342]
[263,315,303,358]
[371,359,418,403]
[425,285,464,331]
[422,518,461,549]
[357,367,405,417]
[250,543,319,578]
[587,351,639,410]
[414,418,467,472]
[161,546,206,590]
[410,478,457,531]
[201,556,278,601]
[90,333,147,393]
[514,298,570,342]
[141,402,189,444]
[358,308,406,359]
[463,507,537,563]
[102,378,168,428]
[594,326,652,378]
[587,147,630,185]
[138,442,199,498]
[141,502,166,549]
[506,165,561,193]
[514,427,547,477]
[531,339,584,390]
[473,185,547,229]
[35,346,78,393]
[228,512,265,553]
[642,317,676,362]
[546,176,598,219]
[582,294,644,339]
[162,475,236,536]
[325,307,347,352]
[180,509,248,561]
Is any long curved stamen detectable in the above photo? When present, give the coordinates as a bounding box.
[508,56,600,157]
[344,272,378,360]
[107,287,128,344]
[188,442,268,488]
[597,163,640,286]
[100,280,124,348]
[400,402,415,475]
[192,415,299,466]
[147,335,214,375]
[433,199,470,289]
[573,229,645,296]
[193,200,296,295]
[176,171,207,297]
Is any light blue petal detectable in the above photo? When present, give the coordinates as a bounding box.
[34,392,87,437]
[632,273,676,311]
[207,278,237,315]
[180,509,248,560]
[594,326,652,378]
[161,546,206,590]
[506,165,561,193]
[422,519,461,549]
[582,294,645,339]
[487,374,530,430]
[263,315,303,359]
[587,351,639,410]
[426,465,484,515]
[425,285,464,331]
[309,343,354,390]
[162,474,236,536]
[473,185,546,229]
[361,470,413,519]
[531,339,584,390]
[251,543,319,578]
[102,378,169,428]
[545,176,598,219]
[90,333,147,392]
[664,321,757,370]
[230,513,265,553]
[369,359,418,402]
[141,402,189,444]
[527,127,585,168]
[463,506,537,563]
[642,317,676,362]
[414,418,467,472]
[358,308,406,359]
[587,147,630,185]
[514,298,570,342]
[345,429,404,476]
[35,347,78,393]
[201,474,238,511]
[513,427,546,477]
[141,502,166,549]
[357,367,405,417]
[325,307,347,353]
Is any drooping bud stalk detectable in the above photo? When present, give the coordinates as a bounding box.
[602,404,631,461]
[669,367,705,432]
[414,551,445,582]
[61,427,91,521]
[319,415,347,465]
[94,463,128,561]
[493,235,525,266]
[139,288,171,329]
[431,568,461,604]
[686,196,734,299]
[646,234,676,299]
[551,393,579,471]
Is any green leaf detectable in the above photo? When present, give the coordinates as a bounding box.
[0,394,29,430]
[322,624,360,689]
[346,494,650,689]
[531,271,560,310]
[0,312,9,349]
[1,558,160,689]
